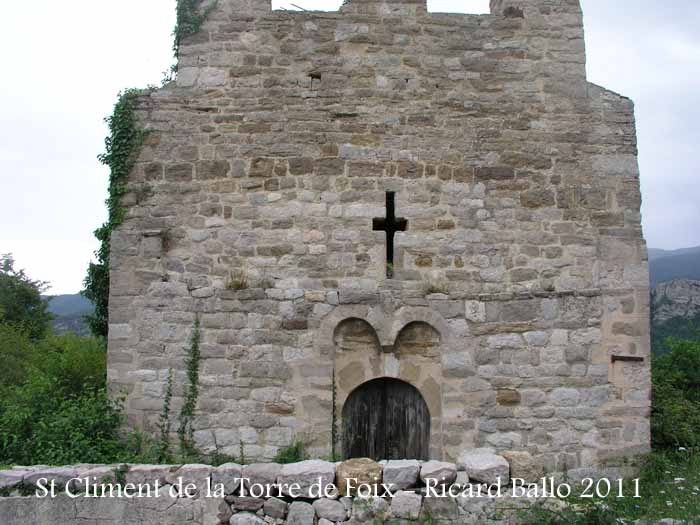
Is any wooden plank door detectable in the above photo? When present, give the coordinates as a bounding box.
[342,378,430,460]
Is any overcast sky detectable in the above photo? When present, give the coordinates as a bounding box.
[0,0,697,294]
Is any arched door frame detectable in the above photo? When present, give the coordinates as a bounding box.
[342,377,431,460]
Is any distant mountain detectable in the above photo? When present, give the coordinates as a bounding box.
[648,245,700,287]
[44,294,94,336]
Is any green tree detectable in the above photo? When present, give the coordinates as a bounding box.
[652,337,700,448]
[0,254,52,340]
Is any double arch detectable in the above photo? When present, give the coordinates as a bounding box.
[320,306,449,459]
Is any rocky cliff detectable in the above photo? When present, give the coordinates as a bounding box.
[652,280,700,325]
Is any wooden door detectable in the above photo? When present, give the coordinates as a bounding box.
[342,378,430,460]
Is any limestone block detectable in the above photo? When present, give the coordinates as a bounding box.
[390,490,423,520]
[263,497,288,519]
[124,465,177,487]
[457,449,510,484]
[502,451,543,482]
[217,500,233,524]
[383,460,421,490]
[422,495,459,521]
[229,513,266,525]
[212,463,243,495]
[242,463,281,490]
[313,498,347,522]
[286,501,315,524]
[24,467,78,488]
[0,470,26,491]
[336,458,383,496]
[232,497,265,512]
[549,388,580,407]
[277,460,336,498]
[370,496,390,520]
[73,466,116,492]
[419,461,457,486]
[166,464,213,495]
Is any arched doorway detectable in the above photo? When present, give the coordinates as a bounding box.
[342,378,430,460]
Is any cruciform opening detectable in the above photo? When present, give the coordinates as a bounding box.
[373,192,408,278]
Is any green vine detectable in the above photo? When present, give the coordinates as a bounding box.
[178,317,202,459]
[173,0,219,69]
[83,89,151,338]
[156,368,174,463]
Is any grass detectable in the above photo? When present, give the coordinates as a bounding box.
[518,449,700,524]
[274,441,306,464]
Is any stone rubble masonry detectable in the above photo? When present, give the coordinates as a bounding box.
[0,456,518,524]
[107,0,651,481]
[0,459,678,524]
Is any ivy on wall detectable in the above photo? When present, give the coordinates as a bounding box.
[84,1,217,338]
[173,0,218,68]
[83,89,151,338]
[178,317,202,460]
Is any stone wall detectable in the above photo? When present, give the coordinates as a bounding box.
[0,453,568,525]
[107,0,651,476]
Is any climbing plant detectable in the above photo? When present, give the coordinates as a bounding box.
[173,0,218,68]
[155,368,174,463]
[83,89,152,338]
[178,317,202,459]
[85,1,220,337]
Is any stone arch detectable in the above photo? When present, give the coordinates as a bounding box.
[333,318,384,397]
[332,314,446,459]
[342,377,431,460]
[394,321,441,357]
[393,321,444,457]
[333,317,382,354]
[389,306,454,350]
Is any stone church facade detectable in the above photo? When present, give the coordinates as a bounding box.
[108,0,651,477]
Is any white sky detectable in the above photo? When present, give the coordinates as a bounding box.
[0,0,698,294]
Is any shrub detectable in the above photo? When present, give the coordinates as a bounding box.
[274,441,306,464]
[0,323,35,393]
[0,332,130,465]
[0,377,128,465]
[652,337,700,449]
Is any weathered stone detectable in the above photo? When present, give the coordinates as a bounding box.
[313,498,347,522]
[242,463,281,490]
[0,470,25,491]
[390,490,423,520]
[218,500,234,524]
[166,464,212,494]
[232,497,265,512]
[286,501,315,525]
[383,460,421,490]
[422,495,459,521]
[521,189,555,208]
[497,389,521,406]
[263,497,288,519]
[457,449,510,484]
[124,465,177,487]
[419,461,457,486]
[212,463,243,494]
[502,451,543,482]
[277,460,335,498]
[229,513,266,525]
[24,467,78,488]
[336,458,383,496]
